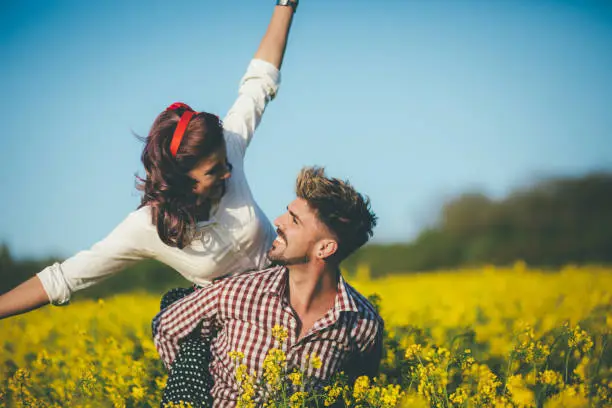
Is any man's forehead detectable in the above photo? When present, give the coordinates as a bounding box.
[288,197,312,215]
[288,198,335,238]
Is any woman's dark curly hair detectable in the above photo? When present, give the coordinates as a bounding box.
[137,105,225,248]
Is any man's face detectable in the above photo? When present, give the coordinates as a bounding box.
[268,198,326,265]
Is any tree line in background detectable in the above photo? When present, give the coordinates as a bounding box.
[343,171,612,277]
[1,171,611,296]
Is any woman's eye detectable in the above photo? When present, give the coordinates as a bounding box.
[205,161,232,177]
[205,167,219,176]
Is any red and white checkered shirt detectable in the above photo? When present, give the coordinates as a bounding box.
[154,265,384,407]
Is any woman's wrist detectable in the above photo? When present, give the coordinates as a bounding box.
[276,0,298,13]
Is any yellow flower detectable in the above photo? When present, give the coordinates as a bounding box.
[156,376,167,391]
[236,364,249,383]
[288,371,303,386]
[272,325,289,344]
[323,384,345,406]
[229,350,245,361]
[545,386,589,407]
[131,386,145,401]
[308,353,322,370]
[449,386,468,405]
[574,357,590,381]
[405,344,422,360]
[505,374,534,407]
[1,266,610,407]
[568,325,594,353]
[163,402,194,408]
[236,373,256,408]
[379,384,404,408]
[263,348,287,389]
[538,369,563,387]
[289,391,308,407]
[353,375,370,401]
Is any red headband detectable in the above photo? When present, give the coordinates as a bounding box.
[167,102,197,157]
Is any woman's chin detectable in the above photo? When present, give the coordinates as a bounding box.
[198,184,226,203]
[210,184,226,199]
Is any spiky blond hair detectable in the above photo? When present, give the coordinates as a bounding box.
[295,166,377,260]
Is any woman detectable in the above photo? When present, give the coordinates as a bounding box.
[0,2,297,322]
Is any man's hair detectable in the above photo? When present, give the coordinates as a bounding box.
[296,166,377,260]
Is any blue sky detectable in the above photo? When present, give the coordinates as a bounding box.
[1,0,611,259]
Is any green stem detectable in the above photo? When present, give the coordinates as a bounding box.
[443,362,451,408]
[502,353,514,396]
[564,348,571,384]
[593,334,608,377]
[533,361,540,407]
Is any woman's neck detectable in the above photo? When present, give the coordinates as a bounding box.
[194,202,211,222]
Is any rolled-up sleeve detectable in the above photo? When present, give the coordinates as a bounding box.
[223,59,281,157]
[37,210,150,305]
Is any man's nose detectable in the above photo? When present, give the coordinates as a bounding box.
[274,213,286,228]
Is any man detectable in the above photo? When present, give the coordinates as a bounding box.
[154,167,384,407]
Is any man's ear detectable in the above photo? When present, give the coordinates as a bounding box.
[317,239,338,260]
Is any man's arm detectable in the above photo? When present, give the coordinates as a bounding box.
[254,2,297,70]
[345,321,384,383]
[154,283,222,370]
[361,327,384,379]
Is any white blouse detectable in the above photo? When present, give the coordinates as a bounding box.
[38,59,280,305]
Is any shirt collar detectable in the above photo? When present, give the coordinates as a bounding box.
[334,273,360,314]
[264,265,288,295]
[264,266,359,314]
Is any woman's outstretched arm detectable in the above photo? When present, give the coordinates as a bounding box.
[0,276,49,319]
[254,1,297,70]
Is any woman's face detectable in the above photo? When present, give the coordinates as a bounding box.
[188,146,232,203]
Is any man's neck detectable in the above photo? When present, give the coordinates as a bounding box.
[286,263,339,321]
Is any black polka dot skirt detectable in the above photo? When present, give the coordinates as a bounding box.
[157,287,214,408]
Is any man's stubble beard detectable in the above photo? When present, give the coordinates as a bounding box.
[268,252,310,267]
[268,228,311,266]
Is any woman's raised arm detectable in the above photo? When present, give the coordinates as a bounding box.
[254,1,297,70]
[222,2,298,156]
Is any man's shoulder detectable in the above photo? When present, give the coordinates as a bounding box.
[343,280,384,328]
[215,265,283,294]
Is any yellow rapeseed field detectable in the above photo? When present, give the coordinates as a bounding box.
[1,264,611,407]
